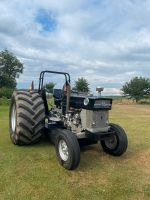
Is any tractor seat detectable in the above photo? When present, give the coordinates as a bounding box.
[53,89,63,108]
[53,89,62,100]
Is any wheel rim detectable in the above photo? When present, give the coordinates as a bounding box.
[11,104,16,133]
[58,139,69,161]
[104,135,118,149]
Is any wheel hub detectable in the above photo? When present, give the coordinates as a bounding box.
[105,135,118,149]
[11,104,16,133]
[58,139,69,161]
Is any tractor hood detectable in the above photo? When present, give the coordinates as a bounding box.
[63,93,112,111]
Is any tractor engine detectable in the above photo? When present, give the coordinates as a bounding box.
[63,109,82,132]
[62,93,112,134]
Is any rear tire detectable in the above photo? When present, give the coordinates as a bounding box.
[101,123,128,156]
[9,90,45,145]
[55,129,80,170]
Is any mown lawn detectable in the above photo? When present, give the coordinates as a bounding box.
[0,104,150,200]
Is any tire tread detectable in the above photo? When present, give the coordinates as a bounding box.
[9,90,45,145]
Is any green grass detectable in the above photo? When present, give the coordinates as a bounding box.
[104,96,150,105]
[0,104,150,200]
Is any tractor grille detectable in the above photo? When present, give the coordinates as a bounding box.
[92,111,108,128]
[81,109,109,131]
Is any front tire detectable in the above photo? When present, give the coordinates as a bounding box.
[101,123,128,156]
[55,129,80,170]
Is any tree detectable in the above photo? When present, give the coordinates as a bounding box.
[121,77,150,102]
[0,49,23,88]
[0,75,16,88]
[0,87,14,99]
[73,77,90,93]
[44,82,55,93]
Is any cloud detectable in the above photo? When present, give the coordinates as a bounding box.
[0,0,150,95]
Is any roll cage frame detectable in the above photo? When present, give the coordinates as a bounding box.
[38,70,71,114]
[38,70,71,91]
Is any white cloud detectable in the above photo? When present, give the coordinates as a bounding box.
[0,0,150,95]
[103,88,121,96]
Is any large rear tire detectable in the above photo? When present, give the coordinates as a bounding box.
[9,90,45,145]
[101,123,128,156]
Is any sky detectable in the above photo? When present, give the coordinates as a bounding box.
[0,0,150,95]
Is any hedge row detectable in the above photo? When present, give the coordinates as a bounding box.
[0,97,10,105]
[0,87,14,99]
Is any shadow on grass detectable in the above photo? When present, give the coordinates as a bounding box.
[20,134,133,171]
[21,135,52,149]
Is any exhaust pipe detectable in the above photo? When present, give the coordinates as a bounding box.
[66,83,71,113]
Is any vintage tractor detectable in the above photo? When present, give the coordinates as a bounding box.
[9,71,128,170]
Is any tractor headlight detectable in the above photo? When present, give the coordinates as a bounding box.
[84,98,89,106]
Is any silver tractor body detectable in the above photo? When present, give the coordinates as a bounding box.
[56,93,113,139]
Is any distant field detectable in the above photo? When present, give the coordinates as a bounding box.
[107,96,150,105]
[0,104,150,200]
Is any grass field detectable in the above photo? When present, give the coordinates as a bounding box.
[0,104,150,200]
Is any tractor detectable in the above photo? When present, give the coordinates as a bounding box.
[9,70,128,170]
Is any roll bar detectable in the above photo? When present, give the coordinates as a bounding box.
[38,70,71,91]
[38,70,71,113]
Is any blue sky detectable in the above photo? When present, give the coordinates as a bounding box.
[35,9,57,32]
[0,0,150,95]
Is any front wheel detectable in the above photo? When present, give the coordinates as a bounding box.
[55,129,80,170]
[101,123,128,156]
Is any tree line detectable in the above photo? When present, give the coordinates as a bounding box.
[0,49,150,102]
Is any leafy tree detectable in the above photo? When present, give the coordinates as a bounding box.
[0,49,23,88]
[0,87,14,99]
[73,77,90,93]
[0,75,16,88]
[121,77,150,102]
[44,82,55,93]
